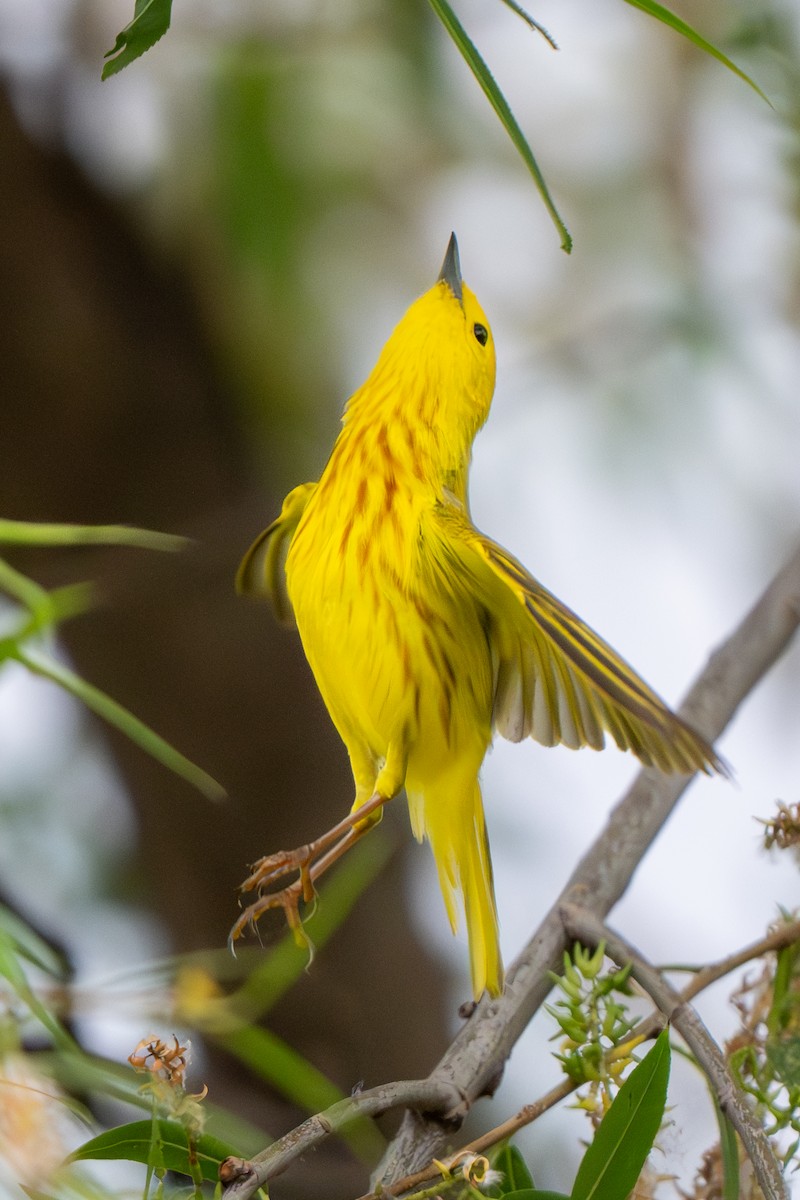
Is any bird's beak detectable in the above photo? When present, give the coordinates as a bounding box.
[438,233,464,307]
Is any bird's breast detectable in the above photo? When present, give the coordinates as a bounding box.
[287,458,488,754]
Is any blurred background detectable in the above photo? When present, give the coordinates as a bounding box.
[0,0,799,1194]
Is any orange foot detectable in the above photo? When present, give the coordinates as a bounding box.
[229,790,389,948]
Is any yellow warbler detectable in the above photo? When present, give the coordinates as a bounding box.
[235,234,722,999]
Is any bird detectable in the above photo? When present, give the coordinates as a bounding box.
[233,233,723,999]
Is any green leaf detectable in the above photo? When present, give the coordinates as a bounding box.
[571,1028,671,1200]
[491,1143,536,1192]
[0,926,77,1050]
[0,520,187,552]
[622,0,771,105]
[503,1193,570,1200]
[427,0,572,252]
[713,1099,740,1200]
[496,0,558,50]
[15,648,226,802]
[0,904,67,979]
[766,1034,800,1088]
[70,1119,238,1183]
[102,0,172,80]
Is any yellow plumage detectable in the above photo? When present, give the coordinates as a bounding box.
[237,235,722,999]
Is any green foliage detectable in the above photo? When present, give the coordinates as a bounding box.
[425,0,572,253]
[502,1193,570,1200]
[102,0,172,80]
[712,1098,741,1200]
[16,650,225,802]
[430,1033,670,1200]
[489,1144,535,1193]
[621,0,771,105]
[547,943,636,1093]
[100,0,769,248]
[730,930,800,1165]
[0,839,389,1195]
[0,520,187,552]
[0,907,77,1051]
[71,1120,236,1185]
[0,519,224,800]
[570,1029,671,1200]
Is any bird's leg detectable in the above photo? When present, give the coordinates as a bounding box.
[230,789,389,946]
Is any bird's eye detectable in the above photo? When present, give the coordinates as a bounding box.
[473,323,488,346]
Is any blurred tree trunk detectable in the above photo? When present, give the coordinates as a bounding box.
[0,86,449,1195]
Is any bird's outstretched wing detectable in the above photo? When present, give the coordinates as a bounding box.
[236,482,317,626]
[430,499,724,776]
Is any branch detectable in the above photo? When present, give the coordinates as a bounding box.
[372,540,800,1188]
[218,1079,465,1198]
[560,904,788,1200]
[357,918,800,1200]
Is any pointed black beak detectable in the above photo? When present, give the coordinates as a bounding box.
[437,232,463,306]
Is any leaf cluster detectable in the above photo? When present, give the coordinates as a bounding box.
[547,943,636,1096]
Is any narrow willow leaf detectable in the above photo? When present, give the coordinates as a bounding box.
[713,1098,740,1200]
[0,904,68,978]
[571,1028,671,1200]
[427,0,572,252]
[15,648,226,802]
[0,519,188,552]
[0,927,77,1050]
[70,1119,238,1184]
[0,556,50,614]
[491,1144,536,1192]
[622,0,770,105]
[0,566,95,654]
[102,0,172,80]
[496,0,558,50]
[504,1192,570,1200]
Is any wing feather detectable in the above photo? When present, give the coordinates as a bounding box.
[236,482,317,627]
[432,500,724,776]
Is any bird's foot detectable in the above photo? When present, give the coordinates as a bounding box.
[229,791,389,950]
[229,872,312,952]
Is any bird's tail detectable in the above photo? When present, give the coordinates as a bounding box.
[408,778,503,999]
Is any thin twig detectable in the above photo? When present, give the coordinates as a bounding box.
[560,904,788,1200]
[353,1077,575,1200]
[676,919,800,1001]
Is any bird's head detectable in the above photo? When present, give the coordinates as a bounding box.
[342,235,497,481]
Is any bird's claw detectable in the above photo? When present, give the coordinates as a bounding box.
[238,845,316,899]
[229,847,318,949]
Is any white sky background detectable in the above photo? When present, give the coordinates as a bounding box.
[1,0,799,1192]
